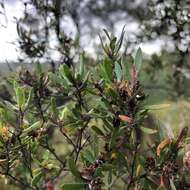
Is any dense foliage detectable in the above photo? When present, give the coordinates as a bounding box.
[0,30,189,190]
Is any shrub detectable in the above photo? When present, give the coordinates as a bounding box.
[0,30,189,190]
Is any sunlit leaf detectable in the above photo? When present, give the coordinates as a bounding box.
[157,138,172,156]
[134,47,143,71]
[146,104,170,110]
[31,172,43,186]
[140,127,157,134]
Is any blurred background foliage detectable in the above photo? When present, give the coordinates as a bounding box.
[0,0,190,189]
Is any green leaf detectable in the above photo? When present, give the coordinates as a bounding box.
[103,58,113,81]
[103,119,114,131]
[21,121,42,137]
[134,47,142,71]
[186,137,190,144]
[15,87,25,109]
[61,183,86,190]
[100,164,115,171]
[140,127,157,134]
[68,158,81,178]
[99,66,109,82]
[99,34,110,56]
[82,150,94,163]
[114,62,122,81]
[107,170,112,185]
[146,104,170,110]
[60,107,73,121]
[25,88,33,109]
[51,97,58,118]
[103,29,111,40]
[110,37,117,51]
[115,25,125,54]
[93,134,99,158]
[91,125,105,136]
[105,85,118,103]
[31,172,43,186]
[4,100,19,111]
[109,127,119,149]
[60,64,74,84]
[35,62,43,77]
[83,71,90,84]
[138,155,146,166]
[49,73,69,87]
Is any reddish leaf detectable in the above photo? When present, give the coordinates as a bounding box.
[118,115,133,123]
[2,126,8,137]
[157,138,172,156]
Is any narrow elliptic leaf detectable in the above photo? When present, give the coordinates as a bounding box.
[103,29,111,40]
[103,58,113,81]
[136,164,142,177]
[109,127,119,149]
[91,125,105,136]
[60,64,74,84]
[83,71,90,84]
[107,170,112,185]
[110,37,117,51]
[99,64,108,82]
[35,62,43,77]
[156,138,172,156]
[61,183,86,190]
[16,87,25,109]
[25,88,33,109]
[99,34,109,55]
[82,150,94,163]
[146,104,170,110]
[68,158,81,178]
[60,107,73,121]
[186,137,190,144]
[140,127,157,134]
[31,172,43,186]
[115,25,125,54]
[134,47,142,71]
[21,121,42,137]
[121,57,130,80]
[4,100,19,111]
[114,62,122,82]
[119,115,133,124]
[51,97,58,118]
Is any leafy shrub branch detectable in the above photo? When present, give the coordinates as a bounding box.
[0,30,189,190]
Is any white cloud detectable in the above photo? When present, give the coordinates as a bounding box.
[0,1,24,61]
[0,1,162,62]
